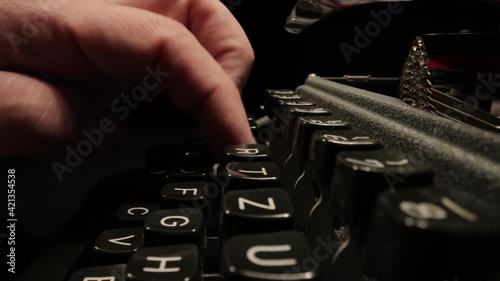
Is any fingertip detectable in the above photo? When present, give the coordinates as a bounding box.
[197,121,255,162]
[242,128,257,145]
[194,99,255,161]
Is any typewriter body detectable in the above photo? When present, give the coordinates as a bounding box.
[4,1,500,281]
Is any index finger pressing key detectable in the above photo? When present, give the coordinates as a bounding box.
[57,2,255,157]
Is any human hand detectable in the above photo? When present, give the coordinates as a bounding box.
[0,0,255,158]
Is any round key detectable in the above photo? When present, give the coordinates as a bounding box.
[291,117,351,163]
[263,89,297,116]
[265,93,304,119]
[172,140,212,180]
[307,130,384,193]
[286,121,352,231]
[283,107,332,142]
[363,188,500,281]
[284,117,350,195]
[271,100,316,132]
[224,144,272,163]
[170,155,211,182]
[330,149,434,229]
[304,130,383,245]
[268,106,323,169]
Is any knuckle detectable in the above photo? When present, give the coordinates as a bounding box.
[240,45,255,66]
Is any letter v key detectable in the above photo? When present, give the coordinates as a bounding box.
[109,234,136,246]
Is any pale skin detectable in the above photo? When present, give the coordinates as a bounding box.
[0,0,256,158]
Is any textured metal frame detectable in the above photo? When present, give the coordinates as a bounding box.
[297,75,500,201]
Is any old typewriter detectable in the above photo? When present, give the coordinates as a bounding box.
[4,0,500,280]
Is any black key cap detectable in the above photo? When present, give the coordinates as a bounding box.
[283,108,333,143]
[271,100,316,132]
[224,144,272,163]
[269,106,330,169]
[144,209,205,248]
[222,188,294,237]
[170,156,211,181]
[93,227,144,265]
[224,162,281,191]
[267,100,317,167]
[285,119,352,232]
[115,202,159,227]
[284,117,351,196]
[323,150,433,281]
[259,90,313,156]
[68,264,127,281]
[161,181,210,212]
[272,101,316,136]
[160,181,211,232]
[331,149,434,231]
[292,118,352,162]
[221,231,320,281]
[127,245,201,281]
[363,189,500,281]
[263,89,297,116]
[306,130,383,241]
[307,130,385,190]
[264,95,300,139]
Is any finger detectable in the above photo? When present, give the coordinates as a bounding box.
[0,71,74,156]
[0,0,128,92]
[55,1,255,156]
[105,0,254,92]
[0,71,128,157]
